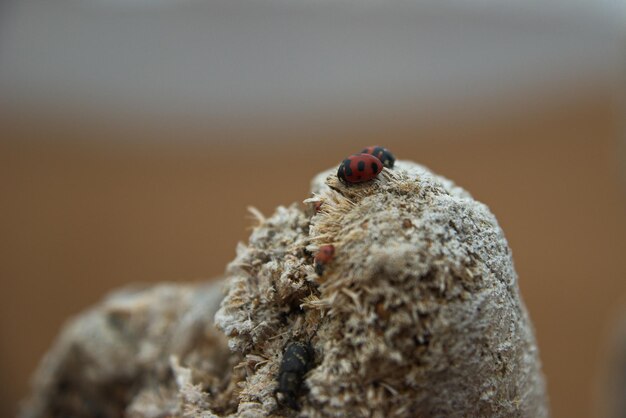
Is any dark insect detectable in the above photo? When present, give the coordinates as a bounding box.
[337,153,383,184]
[314,244,335,276]
[361,145,396,168]
[276,341,314,410]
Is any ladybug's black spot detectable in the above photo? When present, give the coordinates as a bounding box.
[371,162,380,173]
[357,161,365,172]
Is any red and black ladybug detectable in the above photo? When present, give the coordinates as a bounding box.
[314,244,335,275]
[337,153,383,184]
[361,146,395,168]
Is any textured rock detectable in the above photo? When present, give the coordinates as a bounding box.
[22,161,548,417]
[21,283,239,418]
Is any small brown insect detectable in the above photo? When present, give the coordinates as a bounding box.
[314,245,335,275]
[276,341,314,410]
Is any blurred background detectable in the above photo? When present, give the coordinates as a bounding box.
[1,0,626,417]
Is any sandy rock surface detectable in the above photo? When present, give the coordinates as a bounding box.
[22,161,549,417]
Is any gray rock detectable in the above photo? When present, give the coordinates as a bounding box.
[22,161,549,417]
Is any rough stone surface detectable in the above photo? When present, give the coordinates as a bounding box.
[20,283,239,418]
[21,161,549,417]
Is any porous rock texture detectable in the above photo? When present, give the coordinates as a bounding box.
[22,161,549,417]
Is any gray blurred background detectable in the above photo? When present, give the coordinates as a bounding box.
[1,0,624,123]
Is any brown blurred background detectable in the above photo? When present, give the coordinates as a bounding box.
[1,1,626,417]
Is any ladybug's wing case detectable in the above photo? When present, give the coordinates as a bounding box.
[337,154,382,183]
[360,145,396,168]
[369,161,382,176]
[372,146,385,160]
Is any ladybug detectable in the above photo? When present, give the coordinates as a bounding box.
[337,153,383,184]
[361,146,395,168]
[314,244,335,275]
